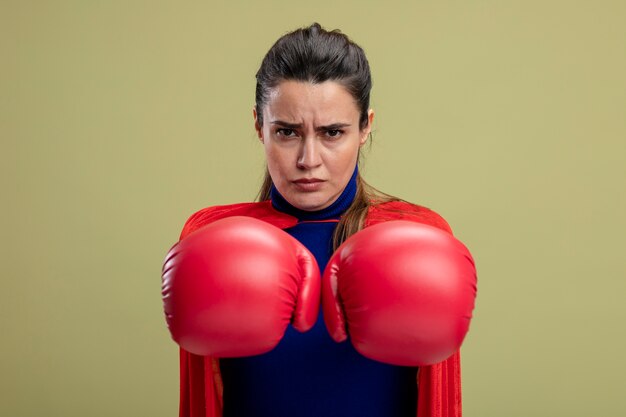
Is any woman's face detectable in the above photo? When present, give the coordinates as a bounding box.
[254,80,374,211]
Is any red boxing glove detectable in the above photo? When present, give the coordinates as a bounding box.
[162,216,320,357]
[322,220,477,366]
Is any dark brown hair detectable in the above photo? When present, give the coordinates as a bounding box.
[255,23,399,249]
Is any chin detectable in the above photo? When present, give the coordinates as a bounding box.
[293,201,327,212]
[289,194,330,212]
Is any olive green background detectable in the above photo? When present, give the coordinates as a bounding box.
[2,1,625,416]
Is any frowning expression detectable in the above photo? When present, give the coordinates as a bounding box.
[254,80,373,211]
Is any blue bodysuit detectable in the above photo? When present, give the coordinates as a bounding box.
[220,168,418,417]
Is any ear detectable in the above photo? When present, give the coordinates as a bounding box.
[359,109,375,146]
[253,107,263,143]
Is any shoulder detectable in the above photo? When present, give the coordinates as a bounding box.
[365,200,453,235]
[179,201,298,240]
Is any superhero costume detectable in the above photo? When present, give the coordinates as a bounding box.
[175,185,462,417]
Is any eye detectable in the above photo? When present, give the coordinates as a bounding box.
[326,129,343,138]
[276,128,297,138]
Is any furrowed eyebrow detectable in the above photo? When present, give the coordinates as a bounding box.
[317,123,351,131]
[270,120,351,130]
[271,120,302,129]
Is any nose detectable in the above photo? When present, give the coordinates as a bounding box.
[296,136,322,170]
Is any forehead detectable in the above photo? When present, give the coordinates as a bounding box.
[264,80,360,123]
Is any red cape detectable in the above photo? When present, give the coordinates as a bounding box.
[176,200,462,417]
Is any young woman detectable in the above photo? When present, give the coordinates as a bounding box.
[162,23,477,417]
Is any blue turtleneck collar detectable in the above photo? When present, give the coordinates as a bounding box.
[270,166,358,221]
